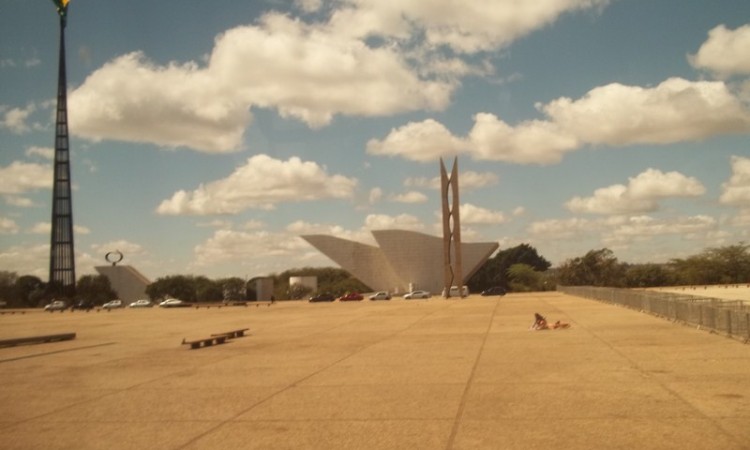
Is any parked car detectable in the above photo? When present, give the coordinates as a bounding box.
[339,292,364,301]
[448,285,470,297]
[158,298,191,308]
[369,291,391,300]
[44,300,68,311]
[128,299,153,308]
[481,286,506,296]
[102,299,124,309]
[404,290,431,299]
[309,293,335,302]
[72,299,95,310]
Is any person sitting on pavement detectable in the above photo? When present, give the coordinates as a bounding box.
[530,313,570,330]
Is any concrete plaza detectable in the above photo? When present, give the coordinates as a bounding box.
[1,292,748,449]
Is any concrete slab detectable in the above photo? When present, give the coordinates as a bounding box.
[0,293,748,449]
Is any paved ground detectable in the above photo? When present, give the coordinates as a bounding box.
[1,292,748,449]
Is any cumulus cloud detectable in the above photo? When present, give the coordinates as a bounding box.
[329,0,609,54]
[25,146,54,160]
[69,52,250,153]
[0,217,19,235]
[28,222,90,235]
[69,13,454,153]
[404,170,498,190]
[0,104,36,134]
[156,154,357,215]
[367,119,467,162]
[689,24,750,78]
[390,191,428,203]
[460,203,507,224]
[719,155,750,206]
[603,215,717,244]
[364,213,424,230]
[0,161,52,194]
[542,78,750,146]
[566,168,706,215]
[193,229,310,266]
[370,78,750,164]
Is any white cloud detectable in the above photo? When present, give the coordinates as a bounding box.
[603,215,717,244]
[69,52,250,153]
[528,217,594,239]
[90,240,146,257]
[367,119,467,162]
[364,213,424,230]
[3,196,34,207]
[25,146,54,160]
[69,13,455,153]
[689,24,750,77]
[719,155,750,206]
[0,161,52,194]
[28,222,90,235]
[390,191,428,203]
[156,154,357,215]
[370,78,750,164]
[0,244,49,279]
[0,217,19,235]
[542,78,750,146]
[328,0,609,54]
[460,203,507,224]
[193,229,309,267]
[0,104,35,134]
[368,187,383,205]
[403,170,498,191]
[566,168,706,214]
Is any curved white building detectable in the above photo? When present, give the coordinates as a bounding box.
[301,229,498,295]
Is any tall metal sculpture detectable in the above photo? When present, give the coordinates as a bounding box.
[440,157,463,297]
[48,0,76,295]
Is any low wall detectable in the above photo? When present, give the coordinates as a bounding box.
[558,286,750,343]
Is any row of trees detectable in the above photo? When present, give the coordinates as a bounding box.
[556,243,750,287]
[1,243,747,307]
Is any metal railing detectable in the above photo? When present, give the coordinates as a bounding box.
[557,286,750,343]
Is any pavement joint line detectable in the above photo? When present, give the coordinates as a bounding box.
[445,297,501,450]
[558,294,748,448]
[175,300,458,449]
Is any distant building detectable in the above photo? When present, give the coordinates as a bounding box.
[95,265,151,302]
[301,229,498,295]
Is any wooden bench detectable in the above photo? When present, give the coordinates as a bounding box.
[181,335,228,350]
[211,328,249,339]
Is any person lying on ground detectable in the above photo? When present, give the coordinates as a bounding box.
[530,313,570,330]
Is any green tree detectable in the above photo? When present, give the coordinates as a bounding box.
[557,248,626,287]
[468,244,551,292]
[76,274,117,305]
[624,263,673,287]
[146,275,197,301]
[218,277,246,301]
[506,263,542,292]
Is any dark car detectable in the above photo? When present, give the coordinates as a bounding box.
[72,299,95,310]
[481,286,506,296]
[309,293,335,302]
[339,292,364,301]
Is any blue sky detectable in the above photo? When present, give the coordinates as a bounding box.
[1,0,749,282]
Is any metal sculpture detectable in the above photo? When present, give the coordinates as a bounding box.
[440,157,463,297]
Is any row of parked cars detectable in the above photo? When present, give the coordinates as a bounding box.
[308,286,506,303]
[43,298,191,311]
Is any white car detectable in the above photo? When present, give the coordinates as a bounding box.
[369,291,391,300]
[44,300,68,311]
[128,299,153,308]
[102,300,123,309]
[158,298,190,308]
[404,290,431,299]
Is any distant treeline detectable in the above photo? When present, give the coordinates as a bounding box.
[1,242,748,307]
